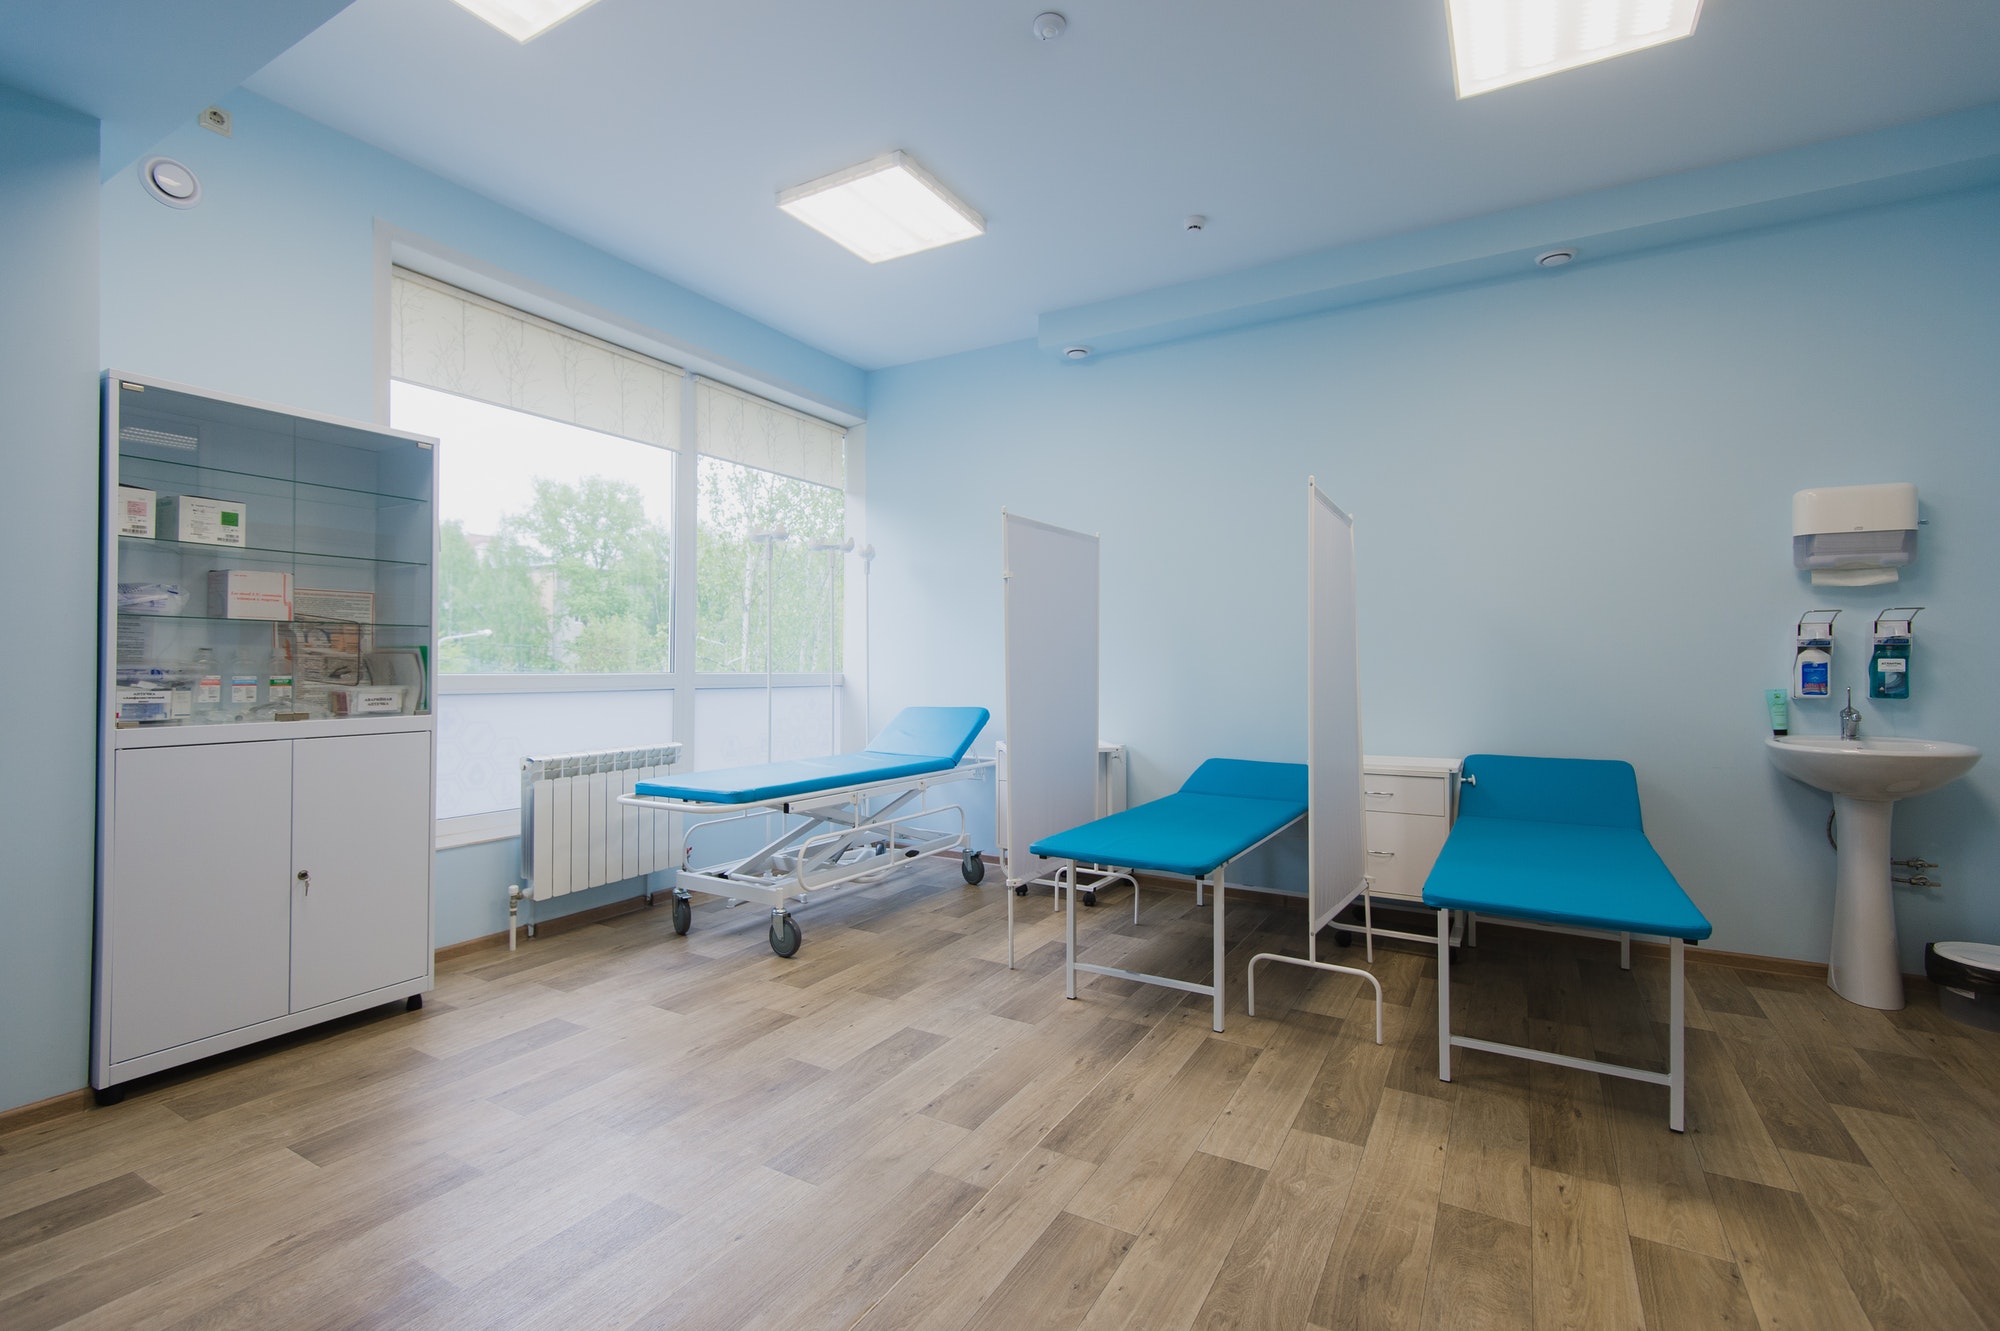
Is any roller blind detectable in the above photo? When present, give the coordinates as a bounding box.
[695,377,845,489]
[389,269,681,450]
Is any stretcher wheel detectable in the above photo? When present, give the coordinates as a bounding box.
[961,851,985,885]
[1082,891,1098,907]
[672,895,692,935]
[770,915,802,958]
[1016,885,1028,897]
[1333,929,1353,948]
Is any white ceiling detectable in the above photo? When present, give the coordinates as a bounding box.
[245,0,2000,370]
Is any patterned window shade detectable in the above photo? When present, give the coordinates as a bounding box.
[695,378,846,489]
[390,269,681,450]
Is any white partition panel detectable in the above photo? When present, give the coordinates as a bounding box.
[1308,480,1367,931]
[1002,512,1100,882]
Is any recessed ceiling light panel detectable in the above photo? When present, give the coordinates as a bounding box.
[449,0,603,43]
[778,151,985,264]
[1447,0,1703,99]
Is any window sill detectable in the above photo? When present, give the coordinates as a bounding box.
[436,810,518,850]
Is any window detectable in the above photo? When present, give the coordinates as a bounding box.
[693,380,847,676]
[388,270,852,823]
[392,383,674,674]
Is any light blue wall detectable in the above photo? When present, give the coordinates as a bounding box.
[0,85,103,1112]
[865,185,2000,971]
[101,91,865,422]
[98,92,871,958]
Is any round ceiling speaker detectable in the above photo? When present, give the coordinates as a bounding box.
[142,157,201,209]
[1536,248,1576,267]
[1064,345,1091,360]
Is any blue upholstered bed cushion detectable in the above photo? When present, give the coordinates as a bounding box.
[1028,758,1307,878]
[633,706,989,805]
[1421,754,1709,940]
[1422,817,1710,939]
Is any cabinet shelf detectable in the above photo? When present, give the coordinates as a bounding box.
[117,534,430,571]
[114,610,434,632]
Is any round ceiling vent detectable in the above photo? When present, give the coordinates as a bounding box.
[1536,248,1576,268]
[1064,345,1091,360]
[1032,12,1067,40]
[142,157,201,209]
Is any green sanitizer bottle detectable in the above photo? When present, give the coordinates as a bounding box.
[1870,636,1910,700]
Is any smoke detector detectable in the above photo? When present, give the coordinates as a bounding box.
[1536,248,1576,267]
[1185,214,1207,233]
[1064,345,1091,360]
[1032,11,1067,40]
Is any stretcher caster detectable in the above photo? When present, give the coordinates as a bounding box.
[770,913,802,958]
[961,851,985,884]
[672,893,692,935]
[1016,885,1029,897]
[1082,891,1098,907]
[1333,929,1353,948]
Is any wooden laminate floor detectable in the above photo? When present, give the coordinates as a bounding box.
[6,861,2000,1330]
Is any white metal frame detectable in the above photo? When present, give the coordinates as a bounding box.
[1242,481,1383,1044]
[1436,907,1688,1131]
[1059,817,1297,1033]
[619,759,992,950]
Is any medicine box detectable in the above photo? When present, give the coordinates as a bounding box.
[116,486,156,538]
[159,494,247,546]
[207,570,294,620]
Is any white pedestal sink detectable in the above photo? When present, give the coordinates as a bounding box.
[1767,736,1981,1009]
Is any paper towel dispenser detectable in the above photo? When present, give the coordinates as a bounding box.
[1793,483,1918,587]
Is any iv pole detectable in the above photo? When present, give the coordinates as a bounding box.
[808,538,855,754]
[749,529,789,762]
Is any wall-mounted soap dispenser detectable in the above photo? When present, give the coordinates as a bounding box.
[1795,610,1840,700]
[1870,607,1921,700]
[1794,483,1918,586]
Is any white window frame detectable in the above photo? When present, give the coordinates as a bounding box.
[377,230,865,845]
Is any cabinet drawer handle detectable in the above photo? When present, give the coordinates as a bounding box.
[297,870,311,895]
[1368,850,1396,858]
[1365,790,1395,798]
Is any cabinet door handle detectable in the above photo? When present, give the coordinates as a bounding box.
[1365,790,1394,798]
[1368,850,1396,858]
[297,870,310,895]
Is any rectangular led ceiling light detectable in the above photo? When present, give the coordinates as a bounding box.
[778,152,986,264]
[1447,0,1703,98]
[449,0,603,42]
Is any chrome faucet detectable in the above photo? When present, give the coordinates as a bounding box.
[1840,688,1861,741]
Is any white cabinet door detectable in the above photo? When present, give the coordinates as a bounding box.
[289,731,432,1012]
[108,742,293,1063]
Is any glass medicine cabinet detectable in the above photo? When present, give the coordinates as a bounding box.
[103,375,438,731]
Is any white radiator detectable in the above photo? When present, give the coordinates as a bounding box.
[520,744,683,901]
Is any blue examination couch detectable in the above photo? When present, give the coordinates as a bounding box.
[1423,754,1710,1130]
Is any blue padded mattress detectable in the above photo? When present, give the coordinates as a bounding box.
[1029,758,1307,878]
[1420,754,1710,941]
[634,706,989,805]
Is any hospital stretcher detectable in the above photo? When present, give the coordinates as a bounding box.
[1031,758,1382,1034]
[1424,754,1711,1131]
[618,706,991,957]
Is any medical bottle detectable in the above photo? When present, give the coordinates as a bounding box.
[265,649,294,709]
[191,647,223,721]
[229,650,259,717]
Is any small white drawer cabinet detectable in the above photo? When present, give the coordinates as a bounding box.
[1357,755,1460,948]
